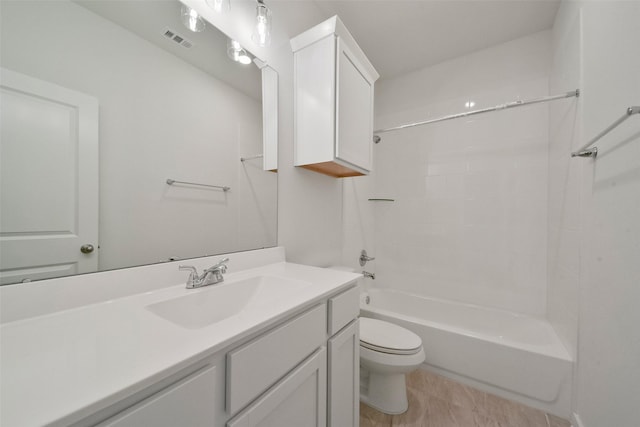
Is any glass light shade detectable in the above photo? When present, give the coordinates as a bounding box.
[206,0,230,14]
[181,5,205,32]
[252,2,271,47]
[227,39,252,65]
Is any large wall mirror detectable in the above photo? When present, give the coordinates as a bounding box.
[0,0,278,285]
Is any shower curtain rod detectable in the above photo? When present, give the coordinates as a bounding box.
[372,89,580,143]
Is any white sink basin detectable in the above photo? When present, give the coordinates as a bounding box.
[146,275,310,329]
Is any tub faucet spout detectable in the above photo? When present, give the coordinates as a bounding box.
[363,270,375,280]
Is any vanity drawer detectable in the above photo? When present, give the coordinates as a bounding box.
[97,365,217,427]
[226,304,326,414]
[328,286,359,336]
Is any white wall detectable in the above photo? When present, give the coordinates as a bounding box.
[548,1,640,426]
[368,32,552,315]
[1,0,276,271]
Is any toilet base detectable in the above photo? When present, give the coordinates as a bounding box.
[360,370,409,415]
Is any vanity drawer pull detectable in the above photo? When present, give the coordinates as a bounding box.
[226,304,326,414]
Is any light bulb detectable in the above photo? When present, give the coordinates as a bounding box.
[237,54,252,65]
[227,39,252,65]
[252,2,271,47]
[181,5,205,32]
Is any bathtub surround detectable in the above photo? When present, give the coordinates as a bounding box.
[360,369,571,427]
[372,30,553,316]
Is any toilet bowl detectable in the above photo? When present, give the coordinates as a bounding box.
[359,317,425,414]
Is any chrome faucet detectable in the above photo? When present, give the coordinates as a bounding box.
[179,257,229,289]
[362,271,375,280]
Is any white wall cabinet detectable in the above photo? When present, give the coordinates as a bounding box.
[291,16,379,178]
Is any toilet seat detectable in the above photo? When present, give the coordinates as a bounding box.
[360,317,422,355]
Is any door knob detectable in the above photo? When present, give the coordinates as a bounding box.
[80,244,95,254]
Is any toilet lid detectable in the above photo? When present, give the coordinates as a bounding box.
[359,317,422,355]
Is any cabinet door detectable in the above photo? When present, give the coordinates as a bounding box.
[227,348,327,427]
[335,38,374,173]
[97,366,217,427]
[328,319,359,427]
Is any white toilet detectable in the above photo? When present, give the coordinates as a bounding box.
[359,317,425,414]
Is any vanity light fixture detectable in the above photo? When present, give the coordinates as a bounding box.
[181,5,205,32]
[206,0,230,14]
[465,101,476,108]
[227,39,252,65]
[252,0,272,47]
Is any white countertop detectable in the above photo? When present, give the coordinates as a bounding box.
[0,261,359,427]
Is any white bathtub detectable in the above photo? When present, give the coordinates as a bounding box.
[360,288,572,416]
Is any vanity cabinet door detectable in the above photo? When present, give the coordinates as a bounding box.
[97,365,217,427]
[328,319,359,427]
[227,348,327,427]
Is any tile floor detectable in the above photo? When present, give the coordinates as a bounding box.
[360,369,571,427]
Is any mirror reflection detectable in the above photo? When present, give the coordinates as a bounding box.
[0,0,277,285]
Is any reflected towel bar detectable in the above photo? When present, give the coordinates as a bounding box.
[571,106,640,158]
[166,179,230,192]
[240,154,263,162]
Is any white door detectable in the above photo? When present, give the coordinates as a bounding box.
[0,68,99,285]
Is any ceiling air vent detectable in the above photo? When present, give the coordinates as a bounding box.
[162,27,194,49]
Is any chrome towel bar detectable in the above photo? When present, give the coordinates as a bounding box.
[571,106,640,158]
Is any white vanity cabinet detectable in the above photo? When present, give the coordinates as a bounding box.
[85,285,360,427]
[291,16,379,178]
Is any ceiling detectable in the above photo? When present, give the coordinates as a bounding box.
[308,0,561,79]
[76,0,262,99]
[75,0,560,87]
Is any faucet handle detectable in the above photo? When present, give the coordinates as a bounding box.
[206,257,229,273]
[359,250,375,266]
[215,257,230,267]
